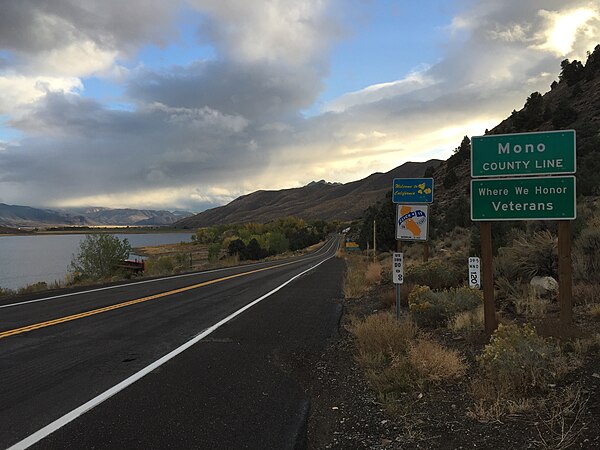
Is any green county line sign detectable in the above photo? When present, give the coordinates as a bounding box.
[471,130,576,177]
[471,176,576,221]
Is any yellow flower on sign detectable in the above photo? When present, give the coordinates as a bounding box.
[418,183,426,190]
[424,188,431,194]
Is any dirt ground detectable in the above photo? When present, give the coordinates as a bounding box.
[302,285,600,450]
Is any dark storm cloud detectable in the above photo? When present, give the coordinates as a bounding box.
[0,91,267,206]
[127,59,323,122]
[0,0,177,56]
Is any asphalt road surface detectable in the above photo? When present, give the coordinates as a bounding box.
[0,236,345,449]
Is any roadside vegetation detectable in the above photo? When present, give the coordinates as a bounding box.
[338,192,600,447]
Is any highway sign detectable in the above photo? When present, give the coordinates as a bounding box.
[392,252,404,284]
[396,204,429,240]
[392,178,433,203]
[471,176,576,221]
[345,241,360,251]
[468,257,481,289]
[471,130,576,177]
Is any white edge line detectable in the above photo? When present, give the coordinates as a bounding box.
[0,241,332,310]
[7,250,336,450]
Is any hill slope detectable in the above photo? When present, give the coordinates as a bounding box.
[175,160,441,227]
[428,45,600,226]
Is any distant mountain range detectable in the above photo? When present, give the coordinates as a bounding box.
[175,160,442,228]
[0,204,193,228]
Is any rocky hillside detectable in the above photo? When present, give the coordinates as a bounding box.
[175,160,441,228]
[431,45,600,226]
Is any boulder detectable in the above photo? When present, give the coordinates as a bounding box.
[530,276,559,295]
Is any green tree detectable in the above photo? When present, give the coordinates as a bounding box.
[265,231,289,254]
[70,234,131,280]
[551,100,578,128]
[559,59,584,86]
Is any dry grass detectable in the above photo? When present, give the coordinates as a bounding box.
[349,312,467,395]
[589,304,600,320]
[365,260,382,285]
[343,255,386,299]
[380,287,397,309]
[534,384,589,450]
[496,277,551,319]
[343,260,368,298]
[449,305,484,332]
[566,334,600,356]
[348,313,418,359]
[515,286,551,318]
[469,381,538,422]
[407,338,467,382]
[573,282,600,306]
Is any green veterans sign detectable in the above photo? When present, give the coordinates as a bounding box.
[471,130,576,177]
[471,176,576,221]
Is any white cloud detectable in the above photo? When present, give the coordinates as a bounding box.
[535,7,600,55]
[0,74,82,113]
[323,69,435,112]
[26,41,118,77]
[188,0,339,66]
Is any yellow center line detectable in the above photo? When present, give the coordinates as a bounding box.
[0,257,313,340]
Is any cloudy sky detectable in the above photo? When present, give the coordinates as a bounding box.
[0,0,598,211]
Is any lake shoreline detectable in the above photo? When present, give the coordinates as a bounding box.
[0,227,191,237]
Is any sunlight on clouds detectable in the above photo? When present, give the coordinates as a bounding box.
[31,41,118,78]
[536,7,599,55]
[55,186,232,210]
[189,0,335,66]
[324,70,434,112]
[0,75,82,114]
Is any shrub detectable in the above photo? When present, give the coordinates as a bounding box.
[145,256,175,275]
[349,313,466,393]
[380,287,396,309]
[348,313,418,362]
[476,324,566,396]
[69,234,131,281]
[208,243,222,262]
[573,227,600,282]
[449,305,484,332]
[407,338,467,383]
[408,285,483,327]
[495,230,558,281]
[408,285,446,326]
[405,258,465,290]
[590,304,600,320]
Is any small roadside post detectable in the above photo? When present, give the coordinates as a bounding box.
[392,252,404,319]
[468,256,481,289]
[391,178,433,319]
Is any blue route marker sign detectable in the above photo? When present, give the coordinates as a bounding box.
[392,178,433,204]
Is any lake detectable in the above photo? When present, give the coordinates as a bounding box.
[0,233,193,291]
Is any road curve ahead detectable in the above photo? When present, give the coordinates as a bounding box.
[0,236,345,449]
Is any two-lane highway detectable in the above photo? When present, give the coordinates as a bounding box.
[0,236,344,449]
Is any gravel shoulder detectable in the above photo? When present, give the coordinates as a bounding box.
[301,285,600,450]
